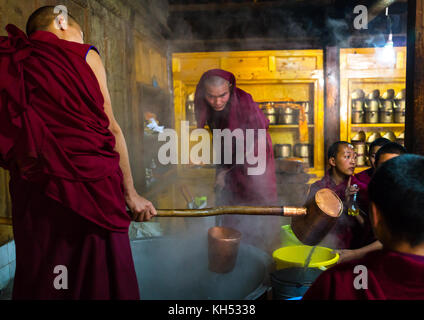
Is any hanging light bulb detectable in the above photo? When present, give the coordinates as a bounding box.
[380,7,396,66]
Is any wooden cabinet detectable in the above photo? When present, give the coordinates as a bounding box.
[172,50,325,177]
[340,47,406,172]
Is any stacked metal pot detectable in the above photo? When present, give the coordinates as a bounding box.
[351,89,405,124]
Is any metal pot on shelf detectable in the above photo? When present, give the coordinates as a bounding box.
[185,93,197,126]
[382,131,396,142]
[352,141,367,155]
[302,102,313,124]
[294,143,310,158]
[356,154,367,167]
[261,102,278,125]
[365,90,381,124]
[396,131,405,146]
[380,89,395,123]
[278,105,297,125]
[394,89,406,123]
[274,144,292,158]
[351,89,365,124]
[366,132,381,151]
[293,143,311,166]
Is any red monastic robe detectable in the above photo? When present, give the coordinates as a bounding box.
[0,25,139,299]
[303,249,424,300]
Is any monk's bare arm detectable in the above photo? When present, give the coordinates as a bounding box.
[86,50,157,221]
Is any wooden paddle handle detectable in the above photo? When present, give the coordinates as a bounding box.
[154,206,307,217]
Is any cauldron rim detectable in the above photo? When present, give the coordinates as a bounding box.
[130,236,273,300]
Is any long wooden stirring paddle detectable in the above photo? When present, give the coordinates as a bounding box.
[150,206,307,217]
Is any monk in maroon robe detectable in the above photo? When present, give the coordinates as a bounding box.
[0,6,156,299]
[303,141,376,252]
[304,155,424,300]
[353,138,390,216]
[194,69,279,253]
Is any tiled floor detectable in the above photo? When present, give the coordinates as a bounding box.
[0,279,13,300]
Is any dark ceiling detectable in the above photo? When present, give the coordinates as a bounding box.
[166,0,408,51]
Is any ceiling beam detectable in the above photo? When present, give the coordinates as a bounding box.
[169,0,335,12]
[367,0,406,23]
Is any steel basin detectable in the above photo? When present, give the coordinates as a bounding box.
[130,235,273,300]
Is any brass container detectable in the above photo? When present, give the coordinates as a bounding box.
[351,100,365,124]
[291,188,343,246]
[274,144,292,158]
[351,131,366,143]
[382,131,396,142]
[208,226,242,273]
[396,131,405,146]
[352,141,366,155]
[366,132,381,150]
[394,89,406,123]
[351,89,365,124]
[365,92,381,124]
[380,103,394,123]
[356,154,366,167]
[380,89,395,123]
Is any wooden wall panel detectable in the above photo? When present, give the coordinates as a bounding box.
[0,0,170,222]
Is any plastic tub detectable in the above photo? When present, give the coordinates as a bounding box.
[272,245,339,270]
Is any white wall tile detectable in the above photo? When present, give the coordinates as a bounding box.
[7,241,15,263]
[9,261,15,279]
[0,245,8,268]
[0,265,9,289]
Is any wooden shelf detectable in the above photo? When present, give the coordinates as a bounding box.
[269,124,315,129]
[351,123,404,128]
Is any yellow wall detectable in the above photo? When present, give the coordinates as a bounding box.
[172,50,325,177]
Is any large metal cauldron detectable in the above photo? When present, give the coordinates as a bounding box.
[130,235,273,300]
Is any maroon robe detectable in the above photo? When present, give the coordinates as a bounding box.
[307,171,375,249]
[0,25,139,299]
[194,69,277,206]
[303,249,424,300]
[194,69,279,254]
[353,167,373,214]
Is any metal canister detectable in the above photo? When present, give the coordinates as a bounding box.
[302,102,313,124]
[352,141,366,155]
[396,131,405,147]
[274,144,292,158]
[356,155,366,167]
[364,90,380,123]
[278,106,297,125]
[380,89,395,123]
[351,89,365,124]
[382,131,396,142]
[294,143,311,166]
[394,89,406,123]
[185,93,197,126]
[261,102,277,125]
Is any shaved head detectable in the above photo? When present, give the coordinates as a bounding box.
[204,76,229,88]
[26,6,78,36]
